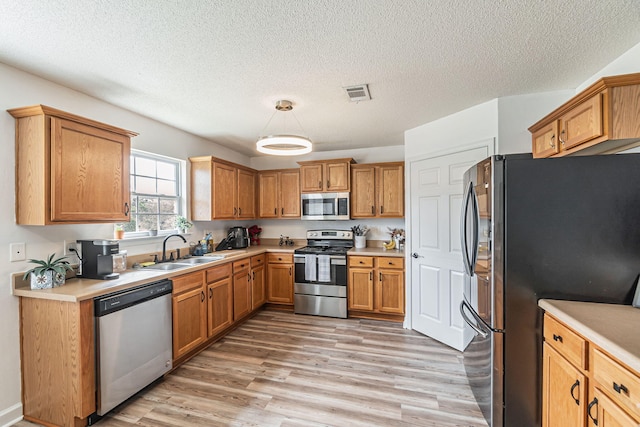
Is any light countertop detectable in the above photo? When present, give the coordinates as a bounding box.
[348,247,405,257]
[539,299,640,374]
[13,245,297,302]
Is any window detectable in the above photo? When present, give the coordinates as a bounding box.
[120,151,182,235]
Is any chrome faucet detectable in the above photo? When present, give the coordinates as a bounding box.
[162,233,187,262]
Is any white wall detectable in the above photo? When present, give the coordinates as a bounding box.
[577,41,640,91]
[404,99,499,158]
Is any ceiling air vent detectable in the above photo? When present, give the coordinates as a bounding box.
[344,84,371,102]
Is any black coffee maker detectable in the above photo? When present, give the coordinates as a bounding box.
[77,239,120,280]
[215,227,250,251]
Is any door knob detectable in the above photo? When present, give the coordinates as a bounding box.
[412,253,422,258]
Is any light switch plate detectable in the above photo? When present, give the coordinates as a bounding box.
[10,242,26,262]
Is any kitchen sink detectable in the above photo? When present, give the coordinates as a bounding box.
[144,263,190,271]
[175,257,219,265]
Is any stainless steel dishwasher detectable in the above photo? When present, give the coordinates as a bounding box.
[94,279,173,417]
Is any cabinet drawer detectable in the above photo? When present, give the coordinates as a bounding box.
[593,348,640,420]
[205,263,231,283]
[376,257,404,269]
[233,258,251,272]
[251,254,266,267]
[267,253,292,264]
[543,314,587,370]
[172,271,204,295]
[349,256,374,268]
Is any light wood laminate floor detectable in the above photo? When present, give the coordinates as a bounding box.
[15,310,487,427]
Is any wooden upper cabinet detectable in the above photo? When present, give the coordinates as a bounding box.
[258,169,300,218]
[8,105,136,225]
[529,72,640,158]
[189,156,257,220]
[237,168,256,219]
[351,162,404,218]
[298,158,353,192]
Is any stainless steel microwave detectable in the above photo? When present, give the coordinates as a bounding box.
[301,192,350,220]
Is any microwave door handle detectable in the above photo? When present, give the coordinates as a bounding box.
[460,300,489,338]
[460,181,473,276]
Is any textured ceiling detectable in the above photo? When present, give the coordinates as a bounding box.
[1,1,640,157]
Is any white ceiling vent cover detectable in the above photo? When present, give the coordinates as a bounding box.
[344,84,371,102]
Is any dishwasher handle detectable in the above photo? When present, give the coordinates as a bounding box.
[95,279,173,317]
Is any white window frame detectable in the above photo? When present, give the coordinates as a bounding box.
[119,150,184,238]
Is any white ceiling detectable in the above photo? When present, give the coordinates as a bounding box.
[1,1,640,157]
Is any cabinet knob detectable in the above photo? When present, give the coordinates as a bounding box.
[549,134,556,149]
[553,334,563,343]
[613,382,628,394]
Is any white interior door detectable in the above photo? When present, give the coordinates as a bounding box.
[409,145,489,351]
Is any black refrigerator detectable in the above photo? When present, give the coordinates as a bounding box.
[459,153,640,427]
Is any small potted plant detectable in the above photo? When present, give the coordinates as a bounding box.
[114,224,125,239]
[175,216,193,234]
[23,253,74,290]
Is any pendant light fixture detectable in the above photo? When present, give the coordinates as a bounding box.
[256,100,312,156]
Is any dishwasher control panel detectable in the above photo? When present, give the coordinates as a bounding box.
[94,279,173,317]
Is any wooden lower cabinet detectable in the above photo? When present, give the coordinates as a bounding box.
[172,271,207,360]
[542,313,640,426]
[233,258,252,320]
[542,343,586,427]
[20,298,95,427]
[206,263,233,337]
[594,388,638,427]
[251,254,266,309]
[267,253,293,305]
[348,256,405,320]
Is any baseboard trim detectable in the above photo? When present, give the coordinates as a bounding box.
[0,402,23,427]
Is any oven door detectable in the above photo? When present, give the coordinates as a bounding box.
[294,254,346,285]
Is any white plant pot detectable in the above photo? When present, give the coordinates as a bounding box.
[354,235,366,249]
[30,271,65,290]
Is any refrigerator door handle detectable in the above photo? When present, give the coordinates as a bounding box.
[469,184,480,273]
[460,300,488,338]
[460,181,474,276]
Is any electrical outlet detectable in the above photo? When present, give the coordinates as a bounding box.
[10,242,26,262]
[64,240,78,256]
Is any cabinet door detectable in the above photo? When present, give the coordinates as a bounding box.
[351,166,376,218]
[252,264,266,310]
[325,161,350,191]
[593,388,638,427]
[300,163,323,192]
[542,343,586,427]
[237,168,256,219]
[233,270,251,321]
[267,263,293,304]
[348,268,374,311]
[213,162,237,219]
[532,121,560,158]
[207,277,233,338]
[258,171,279,218]
[51,117,130,222]
[378,164,404,217]
[376,269,405,314]
[280,169,301,217]
[172,286,206,359]
[560,93,603,151]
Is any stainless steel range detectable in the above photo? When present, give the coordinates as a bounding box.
[294,229,353,318]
